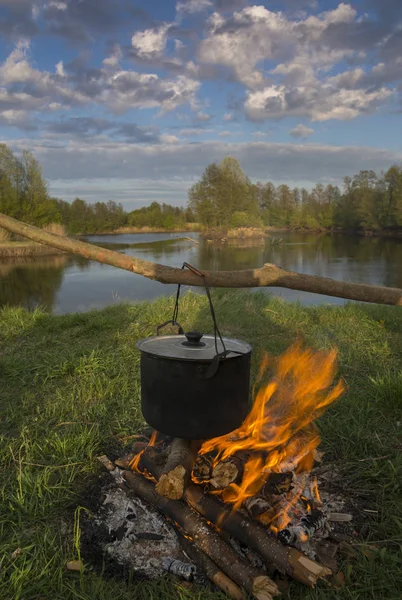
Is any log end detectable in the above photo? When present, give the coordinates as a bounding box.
[252,575,280,600]
[288,548,332,587]
[155,465,186,500]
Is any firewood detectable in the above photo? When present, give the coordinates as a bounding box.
[277,509,327,546]
[155,439,202,500]
[123,471,279,600]
[328,513,353,523]
[177,531,246,600]
[141,448,332,587]
[114,454,136,469]
[192,453,214,483]
[261,472,293,496]
[244,496,273,520]
[210,455,244,490]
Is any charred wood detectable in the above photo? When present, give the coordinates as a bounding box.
[123,471,279,600]
[192,453,214,483]
[141,448,332,587]
[278,509,327,546]
[177,531,246,600]
[261,472,293,496]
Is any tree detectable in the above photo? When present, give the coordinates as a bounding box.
[188,157,256,229]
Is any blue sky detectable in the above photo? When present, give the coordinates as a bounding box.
[0,0,401,208]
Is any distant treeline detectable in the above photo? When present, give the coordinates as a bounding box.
[1,144,402,236]
[189,157,402,232]
[0,144,193,234]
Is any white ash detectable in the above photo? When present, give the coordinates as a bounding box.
[96,485,184,579]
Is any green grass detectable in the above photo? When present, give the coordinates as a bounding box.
[0,291,401,600]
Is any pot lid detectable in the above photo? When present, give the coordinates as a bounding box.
[137,331,252,361]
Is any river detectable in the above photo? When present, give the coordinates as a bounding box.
[1,231,401,314]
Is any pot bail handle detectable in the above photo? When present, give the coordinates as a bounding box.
[167,262,229,377]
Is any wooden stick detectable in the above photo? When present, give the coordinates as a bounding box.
[123,471,279,600]
[140,448,331,587]
[155,439,202,500]
[0,213,401,305]
[176,531,246,600]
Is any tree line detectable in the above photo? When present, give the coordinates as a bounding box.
[1,144,402,235]
[189,157,402,231]
[0,144,191,235]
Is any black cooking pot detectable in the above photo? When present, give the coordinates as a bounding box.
[136,263,252,440]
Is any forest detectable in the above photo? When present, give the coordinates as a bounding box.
[1,143,402,235]
[189,157,402,232]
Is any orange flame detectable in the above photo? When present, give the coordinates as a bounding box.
[200,343,344,512]
[129,430,158,472]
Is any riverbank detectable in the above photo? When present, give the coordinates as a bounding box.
[103,224,199,235]
[1,291,401,599]
[0,241,65,258]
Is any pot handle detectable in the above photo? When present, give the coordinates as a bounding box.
[168,262,231,377]
[156,320,184,336]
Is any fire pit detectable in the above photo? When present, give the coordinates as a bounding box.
[85,265,349,598]
[87,338,350,599]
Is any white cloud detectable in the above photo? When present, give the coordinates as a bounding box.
[195,110,212,121]
[199,6,290,88]
[55,60,65,77]
[176,0,213,14]
[0,109,30,126]
[103,45,122,68]
[160,134,180,144]
[104,71,200,114]
[131,24,171,59]
[244,80,392,122]
[219,130,231,137]
[223,112,233,121]
[0,42,89,112]
[0,43,201,117]
[47,1,67,9]
[179,127,210,136]
[197,2,395,122]
[290,124,314,138]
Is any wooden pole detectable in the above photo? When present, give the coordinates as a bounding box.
[0,212,401,306]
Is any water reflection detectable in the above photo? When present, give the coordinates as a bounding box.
[1,232,402,314]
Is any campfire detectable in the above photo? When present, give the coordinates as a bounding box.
[95,342,350,599]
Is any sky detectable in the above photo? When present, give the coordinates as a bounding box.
[1,0,402,209]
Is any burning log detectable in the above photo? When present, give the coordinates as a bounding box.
[261,472,293,496]
[123,471,279,600]
[244,496,273,520]
[177,531,246,600]
[155,439,202,500]
[277,509,327,546]
[140,448,332,587]
[192,453,214,483]
[210,454,246,489]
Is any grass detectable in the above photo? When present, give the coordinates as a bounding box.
[112,224,200,234]
[0,223,66,257]
[0,242,65,258]
[0,290,401,600]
